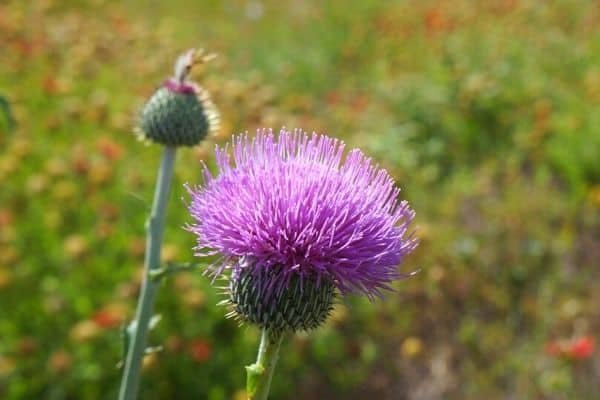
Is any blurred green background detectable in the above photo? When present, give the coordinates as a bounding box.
[1,0,599,399]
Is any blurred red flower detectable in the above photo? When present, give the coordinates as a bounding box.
[189,339,212,363]
[546,336,595,360]
[568,337,595,360]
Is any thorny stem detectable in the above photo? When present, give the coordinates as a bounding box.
[119,146,177,400]
[246,329,286,400]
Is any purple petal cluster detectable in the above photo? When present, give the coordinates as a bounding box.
[187,128,417,298]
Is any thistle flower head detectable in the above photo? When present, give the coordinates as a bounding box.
[187,128,417,332]
[137,49,219,147]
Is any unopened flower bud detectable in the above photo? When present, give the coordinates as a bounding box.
[137,49,219,147]
[228,261,335,335]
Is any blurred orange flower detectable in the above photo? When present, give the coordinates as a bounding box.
[0,208,13,227]
[165,335,184,353]
[96,137,124,161]
[48,350,72,374]
[424,7,451,35]
[92,303,128,329]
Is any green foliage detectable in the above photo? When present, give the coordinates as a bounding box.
[0,0,598,399]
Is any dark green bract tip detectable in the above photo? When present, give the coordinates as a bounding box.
[228,266,336,335]
[138,79,219,147]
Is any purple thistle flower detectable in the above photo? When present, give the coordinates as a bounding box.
[187,128,417,304]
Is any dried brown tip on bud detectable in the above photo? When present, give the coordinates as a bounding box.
[174,49,217,83]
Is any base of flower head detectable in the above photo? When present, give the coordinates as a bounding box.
[225,262,336,335]
[137,79,219,147]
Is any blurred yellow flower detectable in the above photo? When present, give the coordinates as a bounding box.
[401,337,423,358]
[0,268,12,289]
[69,320,100,342]
[63,235,89,259]
[182,289,206,309]
[0,356,15,377]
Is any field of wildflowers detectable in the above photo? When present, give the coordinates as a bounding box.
[1,1,599,399]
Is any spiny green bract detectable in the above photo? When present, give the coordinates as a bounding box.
[227,267,336,335]
[138,83,218,147]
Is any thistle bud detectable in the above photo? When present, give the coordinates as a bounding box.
[227,260,335,335]
[137,49,219,147]
[227,264,335,333]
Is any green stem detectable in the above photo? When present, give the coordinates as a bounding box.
[119,146,177,400]
[0,94,16,132]
[246,330,286,400]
